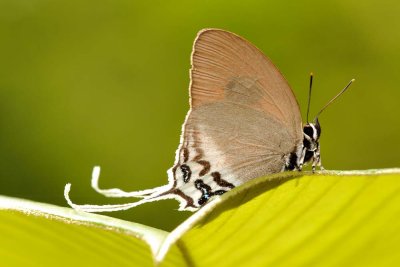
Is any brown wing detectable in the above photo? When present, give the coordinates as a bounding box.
[190,29,302,137]
[171,29,303,189]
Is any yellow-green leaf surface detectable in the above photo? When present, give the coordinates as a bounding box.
[0,196,172,267]
[2,169,400,267]
[160,169,400,267]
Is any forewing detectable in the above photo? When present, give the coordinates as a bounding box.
[190,29,302,139]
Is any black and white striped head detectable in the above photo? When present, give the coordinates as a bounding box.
[302,119,321,164]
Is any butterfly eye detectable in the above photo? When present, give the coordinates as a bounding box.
[303,125,314,137]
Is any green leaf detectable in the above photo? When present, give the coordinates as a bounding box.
[160,169,400,267]
[2,169,400,267]
[0,196,168,267]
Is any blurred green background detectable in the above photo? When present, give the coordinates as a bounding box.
[0,0,399,231]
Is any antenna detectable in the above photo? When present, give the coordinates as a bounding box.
[314,78,355,121]
[306,72,314,123]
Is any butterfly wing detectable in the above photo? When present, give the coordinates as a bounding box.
[166,29,303,209]
[190,29,302,134]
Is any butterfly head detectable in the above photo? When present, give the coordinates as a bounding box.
[303,119,321,143]
[299,119,322,169]
[303,118,321,151]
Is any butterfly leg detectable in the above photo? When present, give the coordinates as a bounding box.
[312,158,317,172]
[312,145,324,172]
[298,146,307,171]
[318,157,325,171]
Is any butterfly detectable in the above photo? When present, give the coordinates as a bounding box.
[65,29,353,212]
